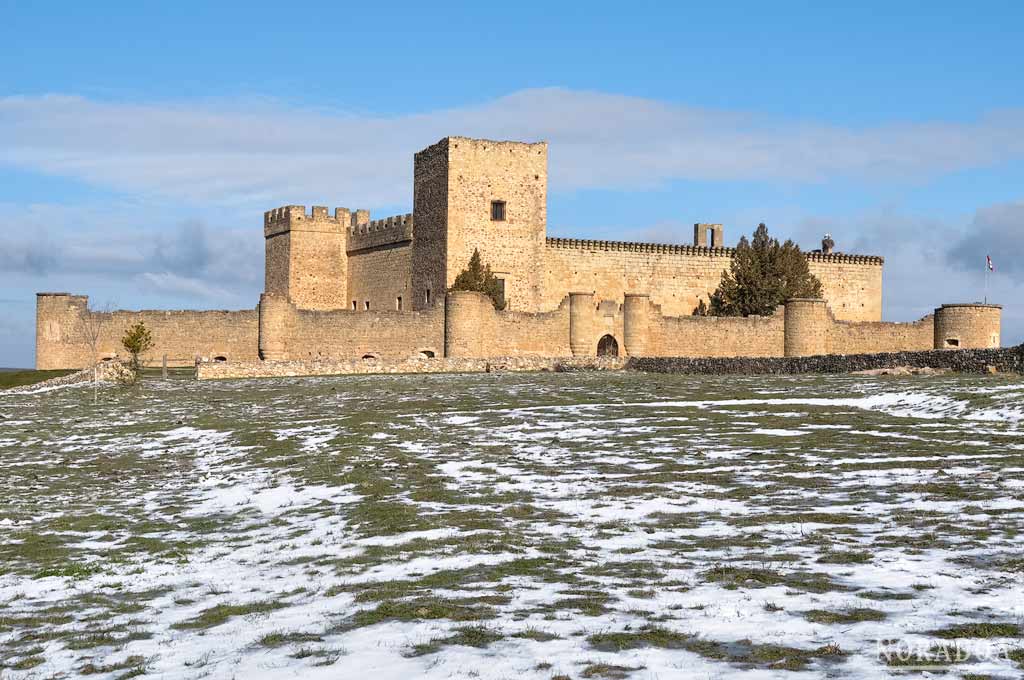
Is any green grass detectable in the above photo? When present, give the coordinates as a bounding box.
[579,662,645,678]
[352,597,497,627]
[804,608,887,625]
[409,625,504,656]
[930,623,1021,639]
[79,655,149,675]
[258,631,324,647]
[171,601,286,630]
[587,626,692,651]
[10,655,46,670]
[0,368,75,389]
[35,562,103,580]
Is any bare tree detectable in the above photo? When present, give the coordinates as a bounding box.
[76,301,113,404]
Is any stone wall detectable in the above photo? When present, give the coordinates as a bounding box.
[36,293,258,370]
[631,344,1024,375]
[830,314,935,354]
[806,254,883,322]
[411,138,449,310]
[542,239,884,322]
[346,243,413,312]
[38,288,1003,371]
[653,308,785,357]
[196,345,1023,381]
[196,355,624,380]
[3,360,133,394]
[257,294,444,362]
[444,291,572,358]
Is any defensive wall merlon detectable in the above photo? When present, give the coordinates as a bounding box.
[264,205,414,252]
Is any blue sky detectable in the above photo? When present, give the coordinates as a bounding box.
[2,1,1023,366]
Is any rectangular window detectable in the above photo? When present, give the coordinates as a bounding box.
[425,288,431,305]
[364,301,370,310]
[396,296,403,311]
[494,278,506,309]
[352,301,357,310]
[490,200,506,221]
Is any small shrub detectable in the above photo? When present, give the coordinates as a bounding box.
[120,321,154,382]
[449,249,507,310]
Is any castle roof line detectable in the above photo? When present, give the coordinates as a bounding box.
[545,237,884,265]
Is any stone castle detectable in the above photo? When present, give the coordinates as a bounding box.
[36,136,1001,371]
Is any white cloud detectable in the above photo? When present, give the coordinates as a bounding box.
[2,90,1024,208]
[136,272,236,301]
[947,201,1024,278]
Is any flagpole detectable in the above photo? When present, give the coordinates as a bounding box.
[984,258,989,304]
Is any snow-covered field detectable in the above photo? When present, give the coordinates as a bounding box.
[1,372,1023,679]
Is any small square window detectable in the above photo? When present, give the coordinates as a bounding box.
[490,200,506,221]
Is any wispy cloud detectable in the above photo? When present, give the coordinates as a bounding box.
[2,90,1024,207]
[0,206,261,300]
[136,271,237,301]
[947,201,1024,280]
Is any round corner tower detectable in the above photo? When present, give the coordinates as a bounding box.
[933,303,1001,350]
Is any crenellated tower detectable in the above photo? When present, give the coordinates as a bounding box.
[264,205,353,310]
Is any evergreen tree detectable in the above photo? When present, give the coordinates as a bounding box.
[449,249,507,310]
[121,321,154,381]
[708,223,822,317]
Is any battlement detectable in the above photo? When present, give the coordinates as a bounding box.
[547,237,733,257]
[805,251,884,265]
[347,213,414,253]
[264,205,353,238]
[546,237,884,265]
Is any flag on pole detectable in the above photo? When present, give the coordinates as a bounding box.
[987,255,995,272]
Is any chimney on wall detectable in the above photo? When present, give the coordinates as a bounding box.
[693,223,724,248]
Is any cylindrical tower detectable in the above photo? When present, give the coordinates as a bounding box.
[258,292,292,361]
[444,290,490,358]
[784,298,829,357]
[933,304,1001,349]
[623,293,651,356]
[568,292,595,356]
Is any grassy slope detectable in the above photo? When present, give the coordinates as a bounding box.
[0,369,76,389]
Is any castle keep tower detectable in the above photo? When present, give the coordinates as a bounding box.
[264,206,350,310]
[412,137,548,310]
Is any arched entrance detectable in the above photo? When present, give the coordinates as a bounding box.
[597,334,619,357]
